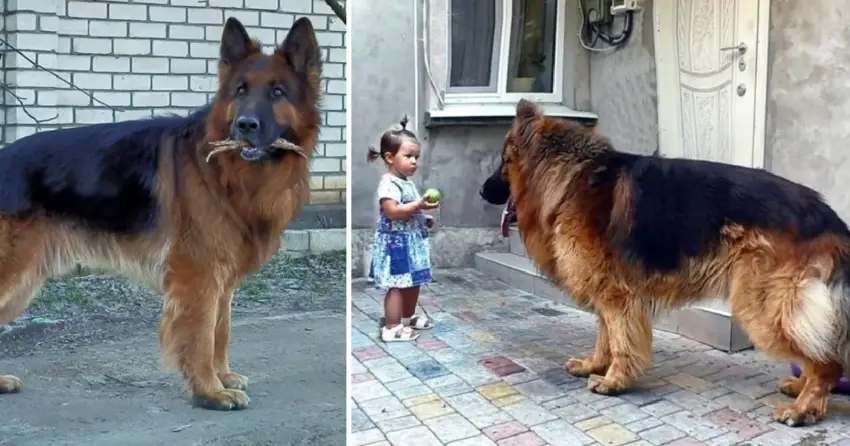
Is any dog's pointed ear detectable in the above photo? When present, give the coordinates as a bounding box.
[220,17,255,68]
[512,99,540,149]
[278,17,322,75]
[515,99,541,122]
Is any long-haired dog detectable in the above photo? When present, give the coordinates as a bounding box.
[0,16,322,411]
[480,99,850,426]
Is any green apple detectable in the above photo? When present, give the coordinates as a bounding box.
[424,188,441,203]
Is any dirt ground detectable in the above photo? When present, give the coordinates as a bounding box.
[0,251,347,446]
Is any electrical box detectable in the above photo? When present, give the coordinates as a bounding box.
[610,0,641,15]
[582,0,612,26]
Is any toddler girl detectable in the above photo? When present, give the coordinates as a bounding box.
[367,115,438,342]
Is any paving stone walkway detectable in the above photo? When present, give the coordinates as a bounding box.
[351,269,850,446]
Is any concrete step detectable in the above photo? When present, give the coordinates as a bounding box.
[474,250,753,352]
[474,251,582,311]
[508,226,526,257]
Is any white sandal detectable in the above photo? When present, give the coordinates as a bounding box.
[381,324,420,342]
[404,314,434,331]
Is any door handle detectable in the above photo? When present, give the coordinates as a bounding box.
[720,42,747,55]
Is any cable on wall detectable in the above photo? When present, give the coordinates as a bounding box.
[577,1,635,52]
[420,0,445,109]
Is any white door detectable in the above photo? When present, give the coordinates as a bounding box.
[653,0,769,169]
[653,0,770,315]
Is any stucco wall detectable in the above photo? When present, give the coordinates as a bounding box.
[350,0,418,273]
[349,0,510,232]
[350,0,416,230]
[351,0,606,275]
[764,0,850,222]
[588,0,850,224]
[598,0,850,221]
[349,0,510,275]
[351,0,850,275]
[587,6,658,156]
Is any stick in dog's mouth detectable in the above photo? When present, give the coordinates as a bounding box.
[205,138,308,163]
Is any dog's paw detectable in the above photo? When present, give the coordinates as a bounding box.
[565,357,604,377]
[194,389,251,411]
[778,375,805,398]
[220,372,249,391]
[0,375,23,394]
[773,402,823,427]
[587,373,627,396]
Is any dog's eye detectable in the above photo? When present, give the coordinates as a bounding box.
[235,83,247,96]
[271,86,285,98]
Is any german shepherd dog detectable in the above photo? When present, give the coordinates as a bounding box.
[480,99,850,426]
[0,16,322,411]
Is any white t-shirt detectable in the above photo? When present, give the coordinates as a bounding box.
[375,173,422,220]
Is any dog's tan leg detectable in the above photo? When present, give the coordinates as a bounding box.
[0,375,23,394]
[774,360,840,427]
[0,219,48,395]
[160,255,249,410]
[735,268,843,426]
[0,278,43,394]
[566,313,611,377]
[585,300,652,395]
[214,290,248,391]
[779,374,807,398]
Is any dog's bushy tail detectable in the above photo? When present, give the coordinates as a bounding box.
[831,246,850,375]
[784,237,850,375]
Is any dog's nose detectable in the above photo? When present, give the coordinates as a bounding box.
[235,116,260,135]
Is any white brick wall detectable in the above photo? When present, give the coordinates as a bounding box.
[1,0,347,205]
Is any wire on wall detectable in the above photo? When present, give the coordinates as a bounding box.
[420,0,445,109]
[577,1,635,53]
[0,38,127,132]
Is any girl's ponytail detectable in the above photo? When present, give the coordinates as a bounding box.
[366,145,381,163]
[369,113,419,164]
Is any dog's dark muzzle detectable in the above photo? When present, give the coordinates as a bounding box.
[231,115,288,162]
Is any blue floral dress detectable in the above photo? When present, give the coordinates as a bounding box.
[369,173,433,290]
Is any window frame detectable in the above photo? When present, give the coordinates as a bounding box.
[444,0,567,105]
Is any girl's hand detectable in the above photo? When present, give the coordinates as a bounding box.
[417,197,439,210]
